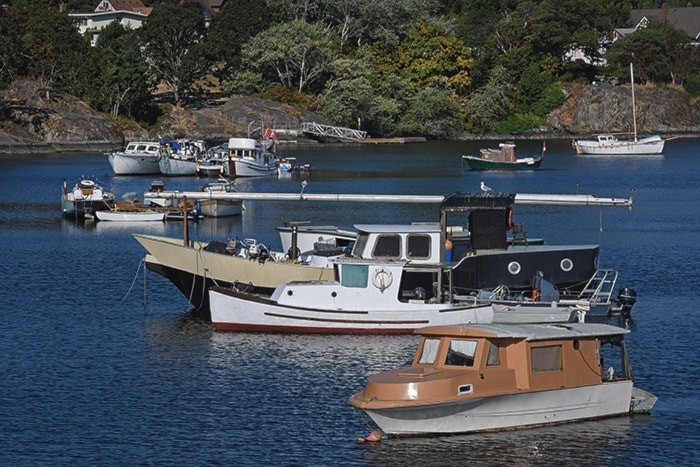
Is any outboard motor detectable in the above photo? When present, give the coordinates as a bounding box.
[615,287,637,317]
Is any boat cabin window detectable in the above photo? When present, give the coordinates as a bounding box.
[340,264,369,288]
[136,144,148,151]
[445,339,477,367]
[353,232,369,256]
[407,235,431,259]
[486,341,500,366]
[418,337,441,364]
[373,235,401,258]
[530,345,562,373]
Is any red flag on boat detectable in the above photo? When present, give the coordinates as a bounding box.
[263,127,280,144]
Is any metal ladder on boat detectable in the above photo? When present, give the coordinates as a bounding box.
[577,268,618,307]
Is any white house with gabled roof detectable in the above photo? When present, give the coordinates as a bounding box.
[68,0,152,46]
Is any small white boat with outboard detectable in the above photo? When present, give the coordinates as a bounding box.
[61,177,115,219]
[350,322,657,437]
[198,180,243,217]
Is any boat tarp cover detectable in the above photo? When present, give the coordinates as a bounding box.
[440,192,516,211]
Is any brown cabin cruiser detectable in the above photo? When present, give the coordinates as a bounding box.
[350,322,656,436]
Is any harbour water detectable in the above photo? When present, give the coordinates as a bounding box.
[0,139,698,465]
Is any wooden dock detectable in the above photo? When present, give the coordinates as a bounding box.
[359,137,427,144]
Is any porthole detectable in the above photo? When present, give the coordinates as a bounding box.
[508,261,521,275]
[331,291,337,298]
[560,258,574,272]
[287,290,293,296]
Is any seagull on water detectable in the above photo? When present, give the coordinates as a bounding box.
[480,181,492,192]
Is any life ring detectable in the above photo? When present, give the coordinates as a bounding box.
[371,268,393,292]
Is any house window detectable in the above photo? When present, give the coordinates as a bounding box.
[373,234,400,258]
[407,234,430,259]
[418,338,440,364]
[445,339,477,367]
[531,345,562,373]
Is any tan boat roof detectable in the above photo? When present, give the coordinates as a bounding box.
[416,323,629,341]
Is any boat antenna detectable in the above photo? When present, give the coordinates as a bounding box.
[630,62,638,143]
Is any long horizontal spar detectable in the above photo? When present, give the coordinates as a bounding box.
[142,190,634,207]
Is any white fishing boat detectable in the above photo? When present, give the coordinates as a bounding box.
[209,224,495,333]
[61,178,115,218]
[158,139,206,176]
[573,64,664,155]
[107,141,162,175]
[225,137,278,177]
[350,322,657,436]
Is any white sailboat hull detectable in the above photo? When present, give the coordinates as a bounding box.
[362,380,634,435]
[575,135,664,155]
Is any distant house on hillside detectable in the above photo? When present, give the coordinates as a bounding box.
[68,0,152,46]
[628,4,700,43]
[567,4,700,66]
[68,0,225,44]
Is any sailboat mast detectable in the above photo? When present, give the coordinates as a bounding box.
[630,63,638,142]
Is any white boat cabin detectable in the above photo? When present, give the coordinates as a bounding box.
[351,223,444,264]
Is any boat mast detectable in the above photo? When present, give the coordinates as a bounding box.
[630,63,638,142]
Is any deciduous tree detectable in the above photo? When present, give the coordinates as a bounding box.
[139,4,208,106]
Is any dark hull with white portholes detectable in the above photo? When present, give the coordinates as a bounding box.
[451,245,599,293]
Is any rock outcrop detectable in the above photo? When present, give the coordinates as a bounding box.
[0,80,332,154]
[549,83,700,136]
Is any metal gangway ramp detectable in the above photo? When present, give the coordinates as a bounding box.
[301,122,367,141]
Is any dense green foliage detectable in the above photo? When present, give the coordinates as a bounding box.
[1,0,698,135]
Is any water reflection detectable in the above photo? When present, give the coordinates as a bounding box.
[359,417,651,466]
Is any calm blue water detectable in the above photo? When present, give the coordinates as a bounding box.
[1,139,699,465]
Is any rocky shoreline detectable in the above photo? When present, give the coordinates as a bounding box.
[1,79,699,155]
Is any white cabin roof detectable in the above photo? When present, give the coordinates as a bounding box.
[354,223,441,234]
[418,322,630,341]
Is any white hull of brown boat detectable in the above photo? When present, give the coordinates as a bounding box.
[362,381,633,435]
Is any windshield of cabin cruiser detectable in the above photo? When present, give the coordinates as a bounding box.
[418,338,441,364]
[445,339,477,366]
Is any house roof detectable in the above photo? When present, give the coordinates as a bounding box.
[629,6,700,40]
[94,0,151,14]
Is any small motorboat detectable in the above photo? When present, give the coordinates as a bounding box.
[462,142,543,170]
[350,322,657,436]
[61,177,116,218]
